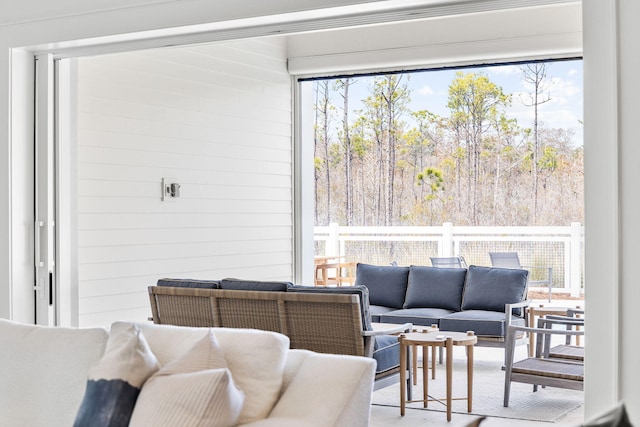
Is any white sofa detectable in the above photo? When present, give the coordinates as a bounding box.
[0,319,376,427]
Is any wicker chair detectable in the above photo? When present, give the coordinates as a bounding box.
[503,322,584,407]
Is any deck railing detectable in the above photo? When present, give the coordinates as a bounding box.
[314,222,584,297]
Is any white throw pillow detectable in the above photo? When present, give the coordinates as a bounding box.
[129,330,244,427]
[137,324,289,424]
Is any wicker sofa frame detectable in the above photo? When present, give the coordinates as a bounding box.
[148,285,411,392]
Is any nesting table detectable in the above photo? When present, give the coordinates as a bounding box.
[398,330,477,421]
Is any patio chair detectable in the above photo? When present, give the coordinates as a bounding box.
[489,252,553,302]
[503,322,584,407]
[430,256,467,268]
[542,313,585,362]
[315,261,357,286]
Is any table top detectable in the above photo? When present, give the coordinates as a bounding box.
[314,255,346,263]
[400,330,477,346]
[527,305,582,315]
[371,322,438,333]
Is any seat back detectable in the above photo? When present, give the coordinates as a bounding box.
[430,256,467,268]
[148,286,367,356]
[489,252,522,269]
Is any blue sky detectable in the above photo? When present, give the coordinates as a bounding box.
[329,59,584,147]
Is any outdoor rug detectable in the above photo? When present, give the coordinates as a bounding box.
[372,352,584,423]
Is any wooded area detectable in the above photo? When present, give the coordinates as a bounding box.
[312,63,584,227]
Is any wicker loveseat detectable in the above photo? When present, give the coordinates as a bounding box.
[148,279,412,394]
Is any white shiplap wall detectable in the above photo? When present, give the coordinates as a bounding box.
[76,38,292,327]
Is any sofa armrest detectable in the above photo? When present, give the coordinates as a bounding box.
[505,299,530,327]
[362,322,412,337]
[263,353,376,427]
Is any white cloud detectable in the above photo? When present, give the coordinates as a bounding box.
[418,85,434,96]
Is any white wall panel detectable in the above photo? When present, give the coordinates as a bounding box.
[76,38,292,327]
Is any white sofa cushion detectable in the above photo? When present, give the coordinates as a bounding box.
[130,330,244,427]
[136,323,289,424]
[73,322,159,427]
[0,319,109,427]
[267,352,376,427]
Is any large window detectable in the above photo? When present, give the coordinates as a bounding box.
[304,59,583,228]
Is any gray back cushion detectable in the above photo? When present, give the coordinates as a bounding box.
[219,278,292,291]
[354,263,409,309]
[461,265,528,314]
[404,266,467,311]
[157,278,220,289]
[288,285,372,331]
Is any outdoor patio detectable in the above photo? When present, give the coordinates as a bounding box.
[370,295,585,426]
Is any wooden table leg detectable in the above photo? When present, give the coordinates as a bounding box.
[528,308,535,357]
[431,345,436,379]
[399,335,406,416]
[446,337,453,422]
[467,344,474,412]
[413,345,418,385]
[422,345,429,408]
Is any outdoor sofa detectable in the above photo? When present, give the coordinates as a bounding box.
[355,263,530,350]
[148,279,412,395]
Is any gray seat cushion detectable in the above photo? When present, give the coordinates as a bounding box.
[157,278,220,289]
[354,263,409,309]
[439,310,525,337]
[373,335,400,374]
[288,285,372,331]
[404,266,467,310]
[369,305,395,323]
[219,278,292,291]
[461,265,528,315]
[378,308,453,327]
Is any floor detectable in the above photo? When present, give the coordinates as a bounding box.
[370,404,584,427]
[370,296,585,427]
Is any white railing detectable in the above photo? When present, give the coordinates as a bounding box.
[314,222,584,297]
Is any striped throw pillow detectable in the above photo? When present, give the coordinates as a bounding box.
[128,330,244,427]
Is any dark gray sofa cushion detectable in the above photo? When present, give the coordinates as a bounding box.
[439,310,526,337]
[354,263,409,309]
[288,285,372,331]
[157,278,220,289]
[373,335,400,374]
[461,265,528,315]
[219,278,292,291]
[404,266,467,311]
[369,305,395,323]
[379,307,453,327]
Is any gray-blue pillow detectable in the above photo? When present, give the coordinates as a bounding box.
[354,263,409,308]
[220,278,292,291]
[157,278,219,289]
[404,266,467,311]
[461,265,528,314]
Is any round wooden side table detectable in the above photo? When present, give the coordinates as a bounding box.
[399,330,477,422]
